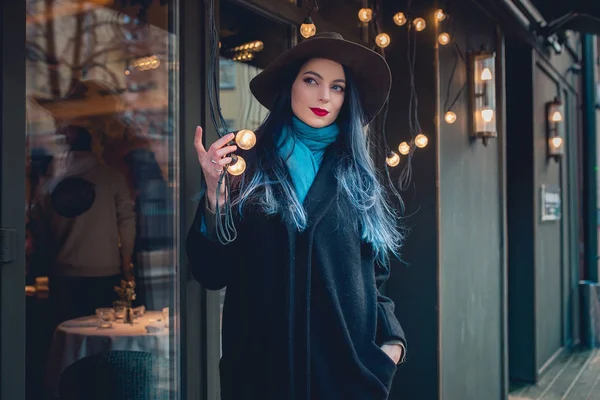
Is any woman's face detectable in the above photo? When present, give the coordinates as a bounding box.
[291,58,346,128]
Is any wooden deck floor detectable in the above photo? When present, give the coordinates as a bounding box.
[509,348,600,400]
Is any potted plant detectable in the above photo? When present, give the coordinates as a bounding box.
[114,280,136,324]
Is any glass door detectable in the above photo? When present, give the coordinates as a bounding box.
[17,1,181,398]
[1,2,27,400]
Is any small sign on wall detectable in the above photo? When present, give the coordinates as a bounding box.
[541,184,561,221]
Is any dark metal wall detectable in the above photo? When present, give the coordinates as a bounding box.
[437,2,504,399]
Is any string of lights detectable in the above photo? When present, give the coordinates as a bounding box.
[356,0,432,192]
[357,2,433,152]
[353,2,468,184]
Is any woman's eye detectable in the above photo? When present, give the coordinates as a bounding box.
[304,77,317,85]
[332,85,345,92]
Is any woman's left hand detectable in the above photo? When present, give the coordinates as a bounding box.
[380,344,403,365]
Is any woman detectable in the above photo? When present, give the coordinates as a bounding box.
[187,32,407,399]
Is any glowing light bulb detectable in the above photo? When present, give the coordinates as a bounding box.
[386,151,400,167]
[481,67,492,81]
[358,8,373,22]
[415,134,428,148]
[253,41,264,51]
[375,33,391,48]
[551,110,563,122]
[444,111,457,124]
[435,9,446,22]
[228,155,246,176]
[398,141,410,155]
[232,51,255,62]
[550,137,563,149]
[393,12,407,26]
[235,129,256,150]
[481,108,494,122]
[438,32,450,46]
[413,18,426,31]
[300,18,316,38]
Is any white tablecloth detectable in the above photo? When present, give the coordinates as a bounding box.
[45,311,170,394]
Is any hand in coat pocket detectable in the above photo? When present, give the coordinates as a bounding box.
[380,343,403,365]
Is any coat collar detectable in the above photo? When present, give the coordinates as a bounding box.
[300,144,338,231]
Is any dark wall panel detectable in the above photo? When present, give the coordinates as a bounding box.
[438,3,502,399]
[506,39,536,383]
[533,63,564,372]
[565,86,580,346]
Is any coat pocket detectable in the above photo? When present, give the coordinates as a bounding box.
[362,341,398,392]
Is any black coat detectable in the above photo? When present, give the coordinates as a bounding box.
[186,146,406,400]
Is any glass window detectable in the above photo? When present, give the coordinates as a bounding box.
[24,1,180,398]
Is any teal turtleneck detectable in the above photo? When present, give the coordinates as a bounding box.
[276,116,340,204]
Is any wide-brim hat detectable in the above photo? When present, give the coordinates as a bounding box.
[250,32,391,125]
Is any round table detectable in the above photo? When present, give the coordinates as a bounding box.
[45,311,170,395]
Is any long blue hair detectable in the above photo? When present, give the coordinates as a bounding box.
[231,63,405,267]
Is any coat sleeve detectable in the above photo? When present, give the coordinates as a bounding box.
[185,195,240,290]
[375,262,407,361]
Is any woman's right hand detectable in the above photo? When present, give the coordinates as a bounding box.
[194,126,238,211]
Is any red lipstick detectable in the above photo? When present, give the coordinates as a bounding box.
[310,108,329,117]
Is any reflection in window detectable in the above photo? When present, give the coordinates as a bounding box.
[24,1,179,399]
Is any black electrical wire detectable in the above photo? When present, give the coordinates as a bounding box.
[207,0,228,136]
[439,1,468,118]
[206,0,238,244]
[443,43,460,112]
[305,0,319,16]
[255,66,261,127]
[366,0,417,192]
[410,28,420,134]
[443,40,467,114]
[406,25,414,136]
[380,98,408,213]
[244,65,253,128]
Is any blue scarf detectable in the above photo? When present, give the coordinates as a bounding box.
[277,116,340,204]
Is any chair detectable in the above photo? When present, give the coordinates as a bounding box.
[58,351,170,400]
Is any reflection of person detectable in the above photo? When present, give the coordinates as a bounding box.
[187,33,406,399]
[124,147,174,310]
[26,148,54,278]
[30,125,136,323]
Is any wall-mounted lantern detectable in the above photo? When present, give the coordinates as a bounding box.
[468,50,497,146]
[546,98,565,162]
